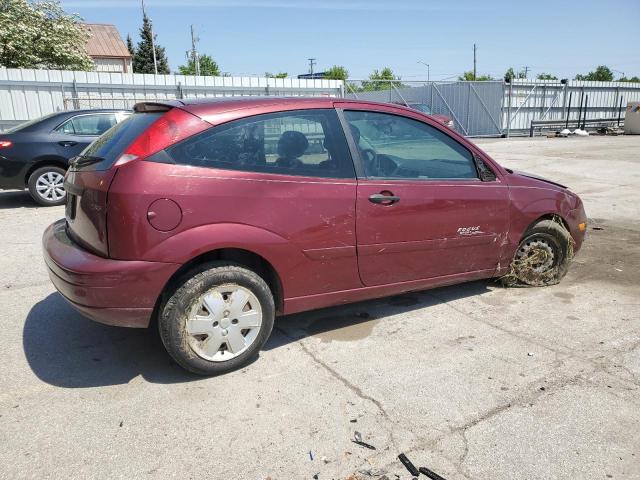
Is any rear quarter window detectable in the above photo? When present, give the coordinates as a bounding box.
[73,112,162,171]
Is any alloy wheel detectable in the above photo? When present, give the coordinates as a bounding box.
[35,171,65,202]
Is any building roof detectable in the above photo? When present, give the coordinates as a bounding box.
[82,23,131,59]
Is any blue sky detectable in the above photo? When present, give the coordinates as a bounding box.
[62,0,640,80]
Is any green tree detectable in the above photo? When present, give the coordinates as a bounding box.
[504,67,529,82]
[458,71,494,81]
[575,65,614,81]
[133,12,169,74]
[537,73,558,80]
[0,0,93,70]
[179,54,220,76]
[265,72,288,78]
[126,34,135,56]
[324,65,348,81]
[360,67,403,91]
[618,76,640,83]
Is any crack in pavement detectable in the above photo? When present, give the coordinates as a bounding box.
[273,326,400,452]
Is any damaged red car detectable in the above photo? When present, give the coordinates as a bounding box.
[43,97,587,375]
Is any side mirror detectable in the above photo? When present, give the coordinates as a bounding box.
[474,155,497,182]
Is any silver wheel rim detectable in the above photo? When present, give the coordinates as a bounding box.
[35,171,65,201]
[515,238,555,273]
[185,284,263,362]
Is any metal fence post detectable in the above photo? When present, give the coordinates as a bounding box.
[506,81,512,137]
[72,79,80,109]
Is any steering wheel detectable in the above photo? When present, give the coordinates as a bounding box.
[361,149,399,177]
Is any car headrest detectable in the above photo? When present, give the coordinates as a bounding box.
[277,131,309,159]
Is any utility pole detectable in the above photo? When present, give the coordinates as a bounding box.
[473,43,477,81]
[141,0,158,75]
[190,24,200,76]
[522,66,530,78]
[308,58,316,78]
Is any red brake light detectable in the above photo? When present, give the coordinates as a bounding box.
[0,140,13,148]
[116,108,210,166]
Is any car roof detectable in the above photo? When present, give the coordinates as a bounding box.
[133,96,417,117]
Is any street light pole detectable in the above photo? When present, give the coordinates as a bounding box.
[141,0,158,75]
[417,61,430,82]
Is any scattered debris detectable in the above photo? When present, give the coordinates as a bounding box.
[352,431,376,450]
[119,420,123,427]
[321,456,330,464]
[350,418,358,423]
[419,466,448,480]
[540,386,546,391]
[397,453,420,477]
[527,352,534,357]
[309,450,314,461]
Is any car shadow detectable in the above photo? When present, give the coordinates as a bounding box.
[24,281,494,388]
[0,190,41,209]
[24,293,204,388]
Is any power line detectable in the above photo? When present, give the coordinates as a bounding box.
[308,58,316,77]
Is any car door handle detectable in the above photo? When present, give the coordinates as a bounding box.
[369,193,400,204]
[58,141,78,147]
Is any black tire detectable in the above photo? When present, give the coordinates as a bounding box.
[503,218,573,287]
[27,166,67,206]
[159,262,275,375]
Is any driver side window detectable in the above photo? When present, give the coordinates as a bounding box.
[343,110,478,180]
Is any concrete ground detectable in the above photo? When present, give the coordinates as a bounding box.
[0,135,639,480]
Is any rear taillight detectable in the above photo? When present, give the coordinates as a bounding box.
[115,108,209,166]
[0,140,12,148]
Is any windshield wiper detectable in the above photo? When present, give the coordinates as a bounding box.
[69,155,104,168]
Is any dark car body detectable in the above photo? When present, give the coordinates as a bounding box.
[0,109,129,203]
[43,97,587,329]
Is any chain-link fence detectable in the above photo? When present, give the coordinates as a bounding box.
[345,80,504,137]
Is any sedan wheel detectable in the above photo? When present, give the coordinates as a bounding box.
[27,166,67,206]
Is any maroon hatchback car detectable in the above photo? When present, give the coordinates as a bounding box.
[43,97,587,374]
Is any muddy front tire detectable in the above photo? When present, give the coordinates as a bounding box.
[503,219,573,287]
[159,262,275,375]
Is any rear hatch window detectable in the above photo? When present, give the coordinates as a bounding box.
[70,112,162,171]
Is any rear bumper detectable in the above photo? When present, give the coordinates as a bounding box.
[43,219,180,328]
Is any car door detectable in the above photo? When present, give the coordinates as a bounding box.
[53,112,120,158]
[338,105,509,287]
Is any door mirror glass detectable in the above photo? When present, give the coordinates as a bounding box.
[343,110,477,180]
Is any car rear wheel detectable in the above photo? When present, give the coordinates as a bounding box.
[159,262,275,375]
[27,166,66,206]
[503,218,573,287]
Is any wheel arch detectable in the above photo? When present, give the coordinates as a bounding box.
[151,247,285,329]
[520,213,570,242]
[24,156,69,184]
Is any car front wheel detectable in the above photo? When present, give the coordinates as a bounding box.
[27,166,66,206]
[503,218,573,287]
[159,262,275,375]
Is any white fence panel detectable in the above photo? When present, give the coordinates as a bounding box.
[0,68,344,130]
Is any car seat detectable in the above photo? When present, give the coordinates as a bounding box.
[275,131,308,169]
